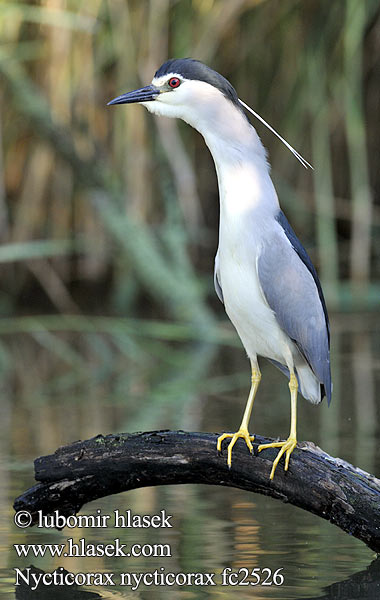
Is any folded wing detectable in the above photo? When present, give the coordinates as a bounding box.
[257,211,331,404]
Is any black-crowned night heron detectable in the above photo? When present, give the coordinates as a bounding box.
[108,58,332,480]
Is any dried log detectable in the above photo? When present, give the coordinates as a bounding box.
[14,430,380,553]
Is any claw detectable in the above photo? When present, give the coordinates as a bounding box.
[258,437,297,479]
[217,429,255,467]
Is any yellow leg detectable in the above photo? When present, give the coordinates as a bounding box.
[217,362,261,467]
[258,370,298,480]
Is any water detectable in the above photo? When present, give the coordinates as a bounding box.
[0,316,379,599]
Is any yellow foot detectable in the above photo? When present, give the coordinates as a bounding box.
[217,429,255,468]
[258,437,297,480]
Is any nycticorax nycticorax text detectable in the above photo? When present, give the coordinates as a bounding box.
[108,58,332,479]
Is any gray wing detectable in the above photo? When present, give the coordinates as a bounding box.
[214,251,224,304]
[258,216,331,404]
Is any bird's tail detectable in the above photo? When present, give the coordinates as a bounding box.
[295,363,322,404]
[268,359,322,404]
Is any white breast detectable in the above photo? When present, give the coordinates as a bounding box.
[218,229,292,364]
[215,159,295,365]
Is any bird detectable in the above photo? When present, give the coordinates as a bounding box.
[108,58,332,480]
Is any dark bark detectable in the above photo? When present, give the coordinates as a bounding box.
[14,430,380,553]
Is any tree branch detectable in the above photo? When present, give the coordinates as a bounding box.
[13,430,380,553]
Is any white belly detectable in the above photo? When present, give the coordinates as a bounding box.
[218,237,294,367]
[217,229,322,404]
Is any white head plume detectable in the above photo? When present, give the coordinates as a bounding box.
[238,99,313,170]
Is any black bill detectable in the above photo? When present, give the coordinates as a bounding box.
[107,84,160,106]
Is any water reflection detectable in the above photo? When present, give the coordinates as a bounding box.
[0,318,379,599]
[302,558,380,600]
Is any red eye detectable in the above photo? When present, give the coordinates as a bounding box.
[168,77,180,88]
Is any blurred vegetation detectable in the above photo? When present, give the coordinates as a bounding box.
[0,0,379,410]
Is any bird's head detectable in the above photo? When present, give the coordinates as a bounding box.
[108,58,312,169]
[107,58,246,131]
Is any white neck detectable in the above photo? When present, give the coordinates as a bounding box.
[185,98,280,219]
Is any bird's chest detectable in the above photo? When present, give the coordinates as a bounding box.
[217,214,285,358]
[218,220,264,319]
